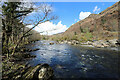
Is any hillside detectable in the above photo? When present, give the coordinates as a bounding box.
[62,2,119,40]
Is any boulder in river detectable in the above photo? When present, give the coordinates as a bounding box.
[55,64,63,69]
[49,42,54,45]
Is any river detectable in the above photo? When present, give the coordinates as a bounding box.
[26,40,119,78]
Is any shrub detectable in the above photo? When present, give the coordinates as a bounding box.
[101,18,106,24]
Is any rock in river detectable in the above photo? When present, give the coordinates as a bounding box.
[49,42,54,45]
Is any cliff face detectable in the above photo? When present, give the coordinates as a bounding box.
[63,2,119,40]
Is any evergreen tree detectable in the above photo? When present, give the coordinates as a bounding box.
[2,2,33,57]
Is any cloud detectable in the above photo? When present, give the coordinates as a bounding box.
[27,21,68,35]
[93,6,100,14]
[79,12,91,20]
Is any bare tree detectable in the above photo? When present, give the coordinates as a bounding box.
[12,2,57,55]
[1,1,57,56]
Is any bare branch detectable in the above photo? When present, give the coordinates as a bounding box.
[12,3,57,55]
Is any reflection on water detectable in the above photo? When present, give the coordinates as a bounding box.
[27,40,119,78]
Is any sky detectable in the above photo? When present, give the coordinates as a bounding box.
[26,2,116,35]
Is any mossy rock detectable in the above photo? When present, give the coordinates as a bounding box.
[22,64,54,80]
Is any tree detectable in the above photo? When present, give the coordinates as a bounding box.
[12,3,56,55]
[1,2,56,57]
[2,2,34,57]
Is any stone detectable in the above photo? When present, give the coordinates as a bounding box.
[75,41,79,44]
[38,64,53,80]
[60,42,64,44]
[102,42,109,47]
[49,42,54,45]
[85,41,93,45]
[116,41,120,46]
[64,40,68,43]
[70,40,79,45]
[22,64,53,80]
[68,41,72,44]
[56,64,63,69]
[108,39,117,47]
[92,40,106,48]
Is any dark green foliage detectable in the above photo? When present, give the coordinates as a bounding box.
[74,32,77,35]
[2,2,33,57]
[101,18,106,24]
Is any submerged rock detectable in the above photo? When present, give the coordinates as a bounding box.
[56,64,63,69]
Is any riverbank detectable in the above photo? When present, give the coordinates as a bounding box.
[2,41,54,80]
[56,39,120,51]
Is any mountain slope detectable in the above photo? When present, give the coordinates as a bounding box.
[63,2,119,40]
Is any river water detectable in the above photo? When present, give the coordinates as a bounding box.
[27,40,119,78]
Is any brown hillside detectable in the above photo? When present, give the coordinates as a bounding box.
[63,2,119,40]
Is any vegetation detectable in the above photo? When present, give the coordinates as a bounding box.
[101,18,106,24]
[1,2,55,58]
[50,31,93,43]
[80,26,84,33]
[1,1,56,80]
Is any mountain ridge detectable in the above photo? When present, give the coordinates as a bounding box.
[61,1,119,40]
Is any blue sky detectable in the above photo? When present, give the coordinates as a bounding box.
[26,2,116,35]
[51,2,116,27]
